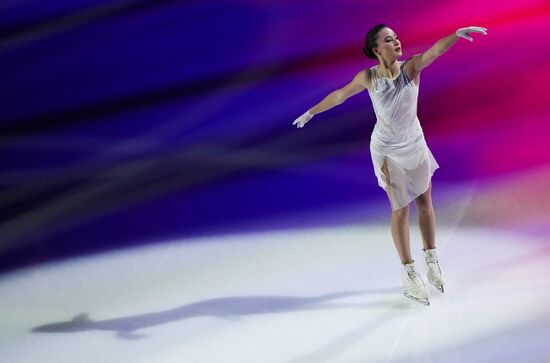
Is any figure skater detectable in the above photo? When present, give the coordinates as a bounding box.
[292,25,487,305]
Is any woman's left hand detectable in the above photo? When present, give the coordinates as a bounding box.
[456,26,488,42]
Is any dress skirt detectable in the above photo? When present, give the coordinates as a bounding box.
[370,132,439,211]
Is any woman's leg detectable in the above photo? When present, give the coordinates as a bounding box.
[414,181,436,250]
[415,180,446,292]
[391,205,412,263]
[381,158,413,264]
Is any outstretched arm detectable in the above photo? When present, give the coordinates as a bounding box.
[292,70,368,128]
[309,70,368,114]
[406,26,487,75]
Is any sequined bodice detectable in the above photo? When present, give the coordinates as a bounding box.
[368,61,422,144]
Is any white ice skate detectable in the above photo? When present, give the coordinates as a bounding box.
[423,248,446,293]
[401,260,430,306]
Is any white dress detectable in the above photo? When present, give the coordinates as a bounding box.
[368,60,439,211]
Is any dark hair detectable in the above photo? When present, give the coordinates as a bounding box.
[363,24,387,59]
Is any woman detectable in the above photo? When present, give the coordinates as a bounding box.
[292,24,487,305]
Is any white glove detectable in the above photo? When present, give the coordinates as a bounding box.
[292,110,314,128]
[456,26,487,42]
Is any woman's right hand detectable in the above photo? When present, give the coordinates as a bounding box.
[292,110,314,128]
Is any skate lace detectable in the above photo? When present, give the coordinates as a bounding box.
[406,270,424,288]
[425,253,441,271]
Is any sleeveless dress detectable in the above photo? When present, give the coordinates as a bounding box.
[368,59,439,211]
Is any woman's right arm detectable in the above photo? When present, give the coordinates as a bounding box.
[293,69,370,128]
[309,69,370,114]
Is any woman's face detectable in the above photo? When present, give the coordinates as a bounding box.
[374,27,402,61]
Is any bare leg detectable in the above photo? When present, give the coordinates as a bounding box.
[381,158,413,264]
[414,181,436,250]
[391,206,412,263]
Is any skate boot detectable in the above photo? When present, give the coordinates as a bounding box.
[401,260,430,306]
[423,248,446,293]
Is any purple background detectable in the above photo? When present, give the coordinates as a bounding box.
[1,0,549,272]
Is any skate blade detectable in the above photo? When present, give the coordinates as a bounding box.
[403,293,430,306]
[428,280,445,293]
[431,283,444,293]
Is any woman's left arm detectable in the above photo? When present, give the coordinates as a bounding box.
[405,26,487,75]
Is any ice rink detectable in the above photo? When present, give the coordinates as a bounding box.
[2,216,549,363]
